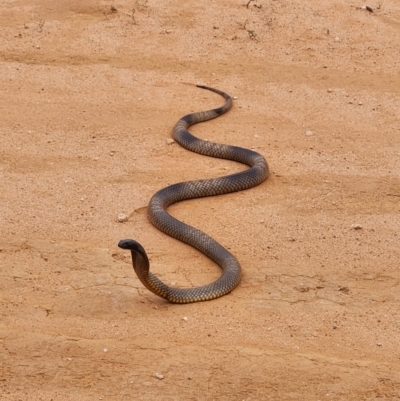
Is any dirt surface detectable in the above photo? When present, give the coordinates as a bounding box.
[1,0,400,400]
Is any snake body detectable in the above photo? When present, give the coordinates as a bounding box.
[118,85,269,303]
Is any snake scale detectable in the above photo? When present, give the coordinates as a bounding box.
[118,85,269,303]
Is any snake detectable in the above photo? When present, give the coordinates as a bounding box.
[118,85,269,303]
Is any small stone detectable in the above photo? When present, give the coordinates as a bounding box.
[110,151,115,156]
[154,372,164,380]
[351,224,363,230]
[295,286,309,293]
[327,88,333,93]
[166,138,174,145]
[117,213,128,223]
[377,342,382,346]
[182,316,188,321]
[305,130,313,136]
[103,348,108,352]
[233,96,238,100]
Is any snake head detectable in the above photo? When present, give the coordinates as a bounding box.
[118,239,145,253]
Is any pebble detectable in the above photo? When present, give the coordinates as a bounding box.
[305,130,313,136]
[377,342,382,346]
[117,213,128,222]
[154,372,164,380]
[103,348,108,353]
[166,138,174,145]
[351,224,363,230]
[182,316,188,321]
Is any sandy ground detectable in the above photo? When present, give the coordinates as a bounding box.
[1,0,400,400]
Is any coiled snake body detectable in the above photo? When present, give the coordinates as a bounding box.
[118,85,269,303]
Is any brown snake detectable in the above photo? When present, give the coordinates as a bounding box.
[118,85,269,303]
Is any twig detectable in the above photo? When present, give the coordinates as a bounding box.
[246,0,255,9]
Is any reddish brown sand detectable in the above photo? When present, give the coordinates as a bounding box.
[1,1,400,400]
